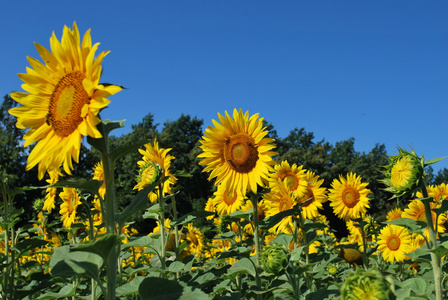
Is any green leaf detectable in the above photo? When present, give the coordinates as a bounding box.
[102,119,126,136]
[227,257,256,278]
[432,200,448,216]
[14,238,48,255]
[116,276,145,297]
[386,218,427,233]
[35,283,76,300]
[170,211,215,226]
[44,178,103,196]
[167,261,185,273]
[70,234,123,262]
[179,286,209,300]
[270,234,294,248]
[259,208,297,231]
[50,245,103,281]
[110,140,148,163]
[424,156,446,166]
[115,176,161,226]
[430,243,448,259]
[87,119,125,152]
[122,235,153,250]
[398,277,427,296]
[139,277,183,300]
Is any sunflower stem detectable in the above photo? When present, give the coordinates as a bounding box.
[359,217,369,269]
[157,182,167,278]
[249,193,262,298]
[420,183,442,300]
[98,129,119,300]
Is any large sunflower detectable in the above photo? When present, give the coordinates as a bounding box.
[269,161,307,198]
[377,224,412,263]
[8,22,121,179]
[328,173,371,221]
[134,138,177,203]
[263,183,296,234]
[198,109,277,194]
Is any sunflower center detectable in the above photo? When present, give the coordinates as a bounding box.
[189,231,199,246]
[387,234,401,251]
[223,190,238,206]
[342,187,360,208]
[47,71,90,137]
[283,174,298,190]
[390,157,413,189]
[224,133,259,173]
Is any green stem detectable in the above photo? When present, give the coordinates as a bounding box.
[1,180,9,299]
[157,183,167,277]
[100,135,118,300]
[359,218,369,269]
[420,183,442,300]
[249,193,262,298]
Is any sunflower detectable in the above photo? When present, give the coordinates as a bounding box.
[428,183,448,203]
[402,199,447,238]
[43,168,63,212]
[92,162,106,199]
[213,185,246,216]
[204,197,216,220]
[59,187,81,229]
[240,198,268,235]
[134,138,177,203]
[386,208,403,221]
[339,267,395,300]
[8,22,121,179]
[269,161,307,198]
[296,170,327,220]
[198,109,277,194]
[328,173,371,221]
[264,183,296,234]
[377,224,412,263]
[381,147,425,199]
[185,223,205,257]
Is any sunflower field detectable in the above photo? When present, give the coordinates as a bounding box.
[2,22,448,300]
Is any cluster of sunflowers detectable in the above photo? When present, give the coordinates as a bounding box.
[3,21,447,299]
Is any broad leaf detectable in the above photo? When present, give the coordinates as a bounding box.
[227,257,256,278]
[170,211,215,226]
[116,276,145,297]
[139,277,183,300]
[70,234,123,261]
[50,245,103,281]
[35,283,76,300]
[43,178,103,197]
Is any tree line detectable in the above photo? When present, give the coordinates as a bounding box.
[1,94,447,235]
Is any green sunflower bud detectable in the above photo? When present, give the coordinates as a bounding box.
[381,147,425,199]
[326,263,340,276]
[339,267,395,300]
[261,244,288,275]
[33,198,45,211]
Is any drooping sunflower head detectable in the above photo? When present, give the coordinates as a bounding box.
[339,267,395,300]
[377,224,412,263]
[8,22,122,179]
[198,109,277,195]
[382,147,425,199]
[328,173,371,221]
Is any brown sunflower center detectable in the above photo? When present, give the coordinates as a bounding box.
[47,71,90,137]
[223,190,238,206]
[224,133,259,173]
[387,234,401,251]
[342,187,360,208]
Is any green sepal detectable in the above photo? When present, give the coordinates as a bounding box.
[424,156,446,166]
[70,234,123,262]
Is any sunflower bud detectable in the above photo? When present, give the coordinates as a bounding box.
[381,147,425,199]
[339,267,395,300]
[261,244,288,275]
[33,198,45,211]
[326,263,340,276]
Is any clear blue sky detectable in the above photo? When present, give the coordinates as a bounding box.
[1,1,447,172]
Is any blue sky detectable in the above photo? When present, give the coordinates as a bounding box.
[1,1,447,172]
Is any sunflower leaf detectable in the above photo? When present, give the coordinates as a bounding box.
[227,257,257,278]
[138,277,183,300]
[385,218,427,233]
[70,234,123,262]
[110,140,148,163]
[259,208,298,231]
[424,156,446,166]
[170,211,215,226]
[43,178,103,196]
[115,175,161,226]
